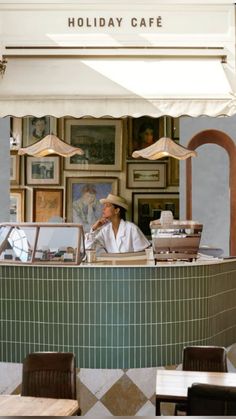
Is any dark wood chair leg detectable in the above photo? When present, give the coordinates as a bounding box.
[156,399,161,416]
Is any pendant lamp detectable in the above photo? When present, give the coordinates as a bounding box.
[18,134,84,158]
[132,117,197,160]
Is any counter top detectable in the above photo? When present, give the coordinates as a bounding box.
[0,257,233,268]
[83,256,227,267]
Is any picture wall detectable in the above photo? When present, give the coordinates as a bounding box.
[10,116,179,236]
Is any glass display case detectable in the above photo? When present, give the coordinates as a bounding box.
[0,223,85,264]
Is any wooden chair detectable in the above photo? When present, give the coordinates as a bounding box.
[182,345,227,372]
[21,352,81,415]
[187,383,236,415]
[175,346,227,415]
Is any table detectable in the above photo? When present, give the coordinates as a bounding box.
[156,369,236,416]
[0,395,79,416]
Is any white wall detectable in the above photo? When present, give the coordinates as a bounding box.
[0,117,10,222]
[180,115,236,256]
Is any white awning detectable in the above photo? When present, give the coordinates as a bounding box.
[0,57,234,117]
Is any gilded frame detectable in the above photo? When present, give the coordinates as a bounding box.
[10,189,25,222]
[10,150,20,185]
[33,188,63,222]
[132,192,179,237]
[66,177,118,232]
[26,156,60,185]
[128,116,159,157]
[23,116,57,147]
[127,162,167,189]
[64,119,122,171]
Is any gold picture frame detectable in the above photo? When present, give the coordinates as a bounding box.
[33,188,63,222]
[128,116,159,157]
[10,150,20,185]
[66,177,118,232]
[26,156,60,185]
[168,158,179,186]
[10,117,22,149]
[127,162,167,189]
[132,192,179,237]
[10,189,25,222]
[64,119,122,171]
[23,116,57,147]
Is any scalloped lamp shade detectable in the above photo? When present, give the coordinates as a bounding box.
[18,134,84,158]
[132,137,197,160]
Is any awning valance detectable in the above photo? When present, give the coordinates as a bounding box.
[0,57,234,117]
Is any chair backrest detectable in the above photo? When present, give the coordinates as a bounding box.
[183,346,227,372]
[21,352,77,400]
[187,383,236,415]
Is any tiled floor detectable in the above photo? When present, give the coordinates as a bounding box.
[0,362,22,395]
[1,343,236,416]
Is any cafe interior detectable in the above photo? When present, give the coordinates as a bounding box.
[0,0,236,416]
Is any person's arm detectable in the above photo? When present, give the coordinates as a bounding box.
[84,219,108,253]
[91,217,108,232]
[132,224,151,251]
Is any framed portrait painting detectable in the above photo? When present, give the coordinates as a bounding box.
[26,156,60,185]
[23,116,57,147]
[10,151,20,185]
[66,177,118,232]
[64,119,122,170]
[10,189,25,222]
[127,162,167,189]
[132,192,179,237]
[33,188,63,222]
[128,116,159,157]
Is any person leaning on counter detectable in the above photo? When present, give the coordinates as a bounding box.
[85,194,150,253]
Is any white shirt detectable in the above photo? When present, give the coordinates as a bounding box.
[85,219,150,253]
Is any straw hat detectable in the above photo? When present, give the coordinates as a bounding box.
[100,194,129,210]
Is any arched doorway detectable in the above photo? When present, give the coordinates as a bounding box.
[186,129,236,256]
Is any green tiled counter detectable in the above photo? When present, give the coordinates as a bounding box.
[0,260,236,368]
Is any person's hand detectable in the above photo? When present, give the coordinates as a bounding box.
[91,218,108,231]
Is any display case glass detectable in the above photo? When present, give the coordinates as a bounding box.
[0,223,85,264]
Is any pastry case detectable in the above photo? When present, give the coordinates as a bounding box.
[0,223,85,264]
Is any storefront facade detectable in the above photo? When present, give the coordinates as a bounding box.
[0,0,236,415]
[0,1,235,255]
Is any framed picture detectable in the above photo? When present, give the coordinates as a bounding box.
[64,119,122,171]
[10,189,25,222]
[127,162,166,189]
[10,151,20,185]
[168,157,179,186]
[33,188,63,222]
[26,156,60,185]
[172,117,180,139]
[23,116,57,147]
[128,116,159,157]
[132,192,179,237]
[66,177,118,232]
[10,117,22,149]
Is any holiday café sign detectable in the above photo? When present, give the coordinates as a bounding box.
[63,8,231,36]
[0,6,233,48]
[67,15,163,29]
